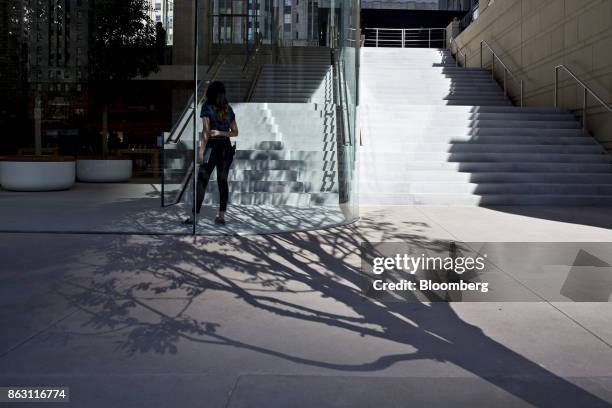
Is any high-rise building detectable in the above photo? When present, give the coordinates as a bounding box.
[0,1,24,114]
[147,0,174,45]
[210,0,321,46]
[25,0,89,122]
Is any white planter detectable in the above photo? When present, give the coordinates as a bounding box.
[0,160,76,191]
[77,159,132,182]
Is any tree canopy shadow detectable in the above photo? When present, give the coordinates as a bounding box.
[49,211,612,407]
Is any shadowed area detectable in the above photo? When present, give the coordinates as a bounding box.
[1,208,612,407]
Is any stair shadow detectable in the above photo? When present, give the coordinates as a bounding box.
[420,52,612,208]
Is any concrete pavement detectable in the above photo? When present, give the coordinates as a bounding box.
[1,206,612,407]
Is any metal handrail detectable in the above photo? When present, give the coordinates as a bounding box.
[555,64,612,131]
[480,40,524,107]
[245,65,263,102]
[166,58,225,144]
[364,28,447,48]
[242,40,263,73]
[448,36,467,67]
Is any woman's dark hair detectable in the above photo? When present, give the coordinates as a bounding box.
[205,81,229,123]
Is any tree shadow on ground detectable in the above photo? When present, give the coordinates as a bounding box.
[50,209,612,407]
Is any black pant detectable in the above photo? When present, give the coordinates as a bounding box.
[194,138,234,214]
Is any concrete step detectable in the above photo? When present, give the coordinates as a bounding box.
[365,128,589,137]
[231,159,336,171]
[358,152,612,163]
[202,191,339,206]
[256,79,328,85]
[251,97,320,103]
[370,120,582,129]
[365,112,575,121]
[363,105,567,114]
[358,161,612,172]
[203,180,338,193]
[234,150,336,161]
[358,193,612,206]
[254,90,328,96]
[359,181,612,195]
[377,100,512,106]
[360,143,604,154]
[361,135,598,147]
[218,170,336,182]
[357,171,612,184]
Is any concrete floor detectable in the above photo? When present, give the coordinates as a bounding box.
[0,182,349,235]
[1,205,612,407]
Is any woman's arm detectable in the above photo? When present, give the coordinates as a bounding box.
[199,117,211,163]
[209,120,239,138]
[202,117,211,139]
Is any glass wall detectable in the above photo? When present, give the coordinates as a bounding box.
[0,0,359,235]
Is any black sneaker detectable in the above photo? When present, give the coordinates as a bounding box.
[214,216,226,225]
[183,217,196,225]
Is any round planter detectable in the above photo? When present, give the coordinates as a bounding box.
[0,158,76,191]
[76,158,132,182]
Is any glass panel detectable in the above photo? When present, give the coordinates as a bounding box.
[0,0,358,235]
[182,0,360,234]
[1,0,195,233]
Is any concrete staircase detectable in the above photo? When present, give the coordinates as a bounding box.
[359,47,612,206]
[196,103,339,207]
[251,47,332,103]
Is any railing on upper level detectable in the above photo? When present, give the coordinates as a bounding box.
[449,36,467,67]
[555,65,612,131]
[480,40,524,107]
[363,28,447,48]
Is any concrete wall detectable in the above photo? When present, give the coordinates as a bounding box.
[454,0,612,151]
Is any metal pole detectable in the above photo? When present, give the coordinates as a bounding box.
[464,53,467,68]
[503,70,507,96]
[555,69,559,107]
[376,29,378,47]
[480,42,483,68]
[192,0,199,235]
[583,87,588,131]
[428,29,431,48]
[520,80,524,107]
[492,57,495,78]
[401,29,404,48]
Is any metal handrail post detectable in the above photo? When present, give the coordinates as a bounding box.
[583,87,588,131]
[480,42,483,68]
[428,29,431,48]
[376,29,379,47]
[554,67,559,107]
[554,64,612,133]
[401,29,405,48]
[503,70,507,96]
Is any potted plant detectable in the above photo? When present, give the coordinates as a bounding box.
[76,0,161,183]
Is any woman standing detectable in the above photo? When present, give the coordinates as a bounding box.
[184,81,239,226]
